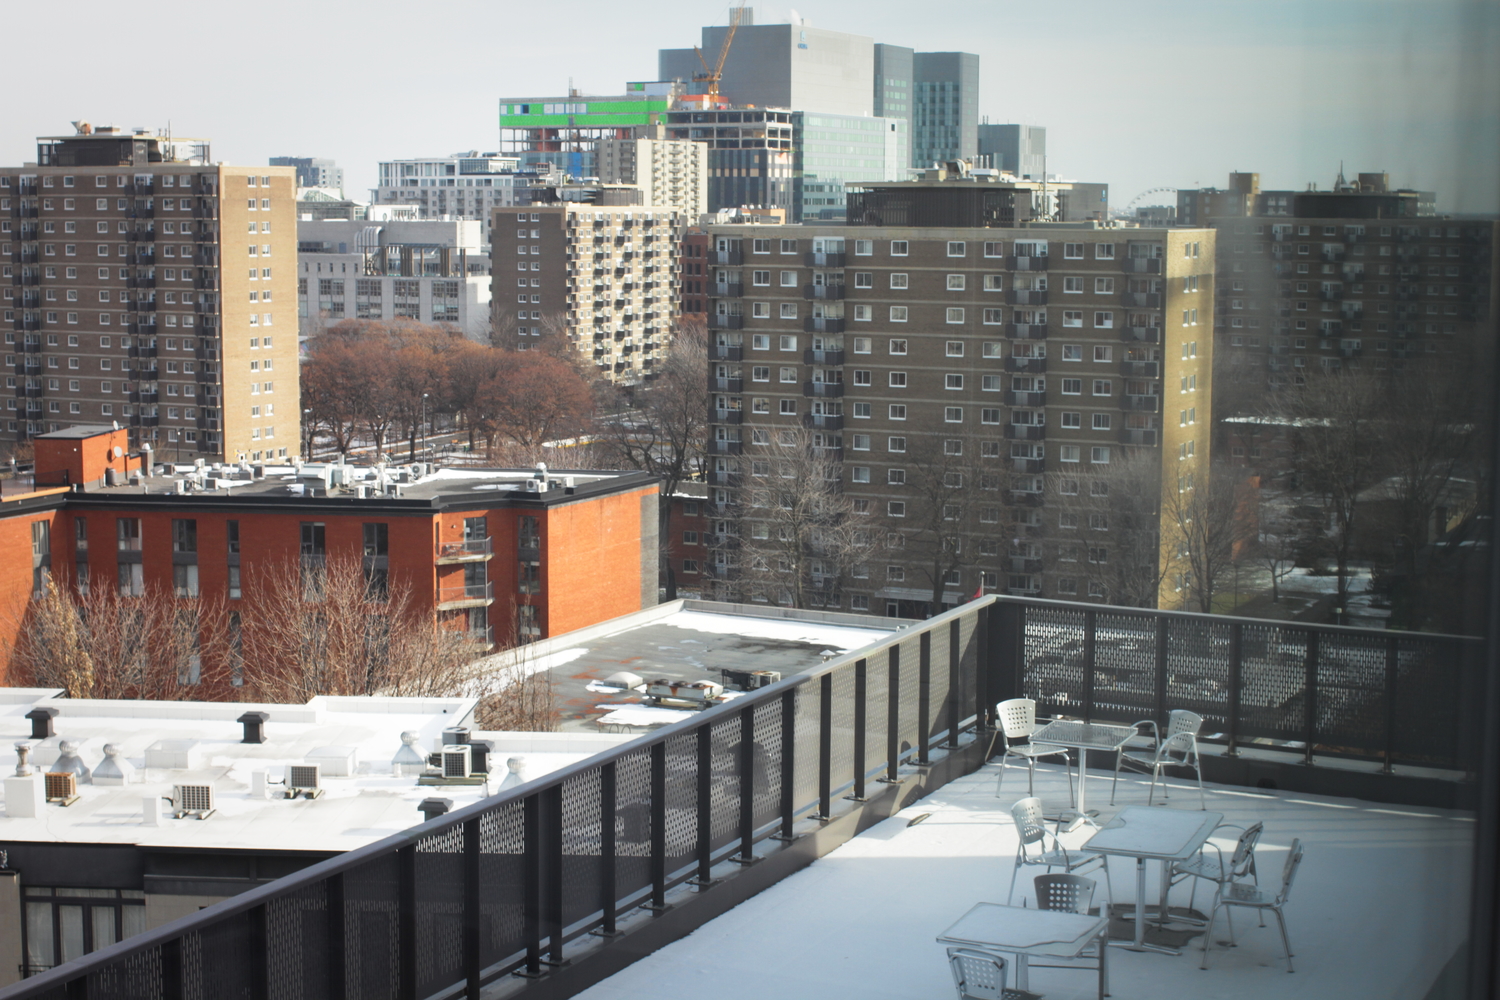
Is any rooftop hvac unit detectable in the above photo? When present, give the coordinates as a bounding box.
[44,772,80,806]
[285,763,324,799]
[441,744,472,779]
[171,783,215,819]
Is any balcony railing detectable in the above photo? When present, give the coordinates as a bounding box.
[436,580,494,608]
[1007,255,1049,271]
[710,249,743,265]
[802,380,844,398]
[709,315,744,331]
[1003,357,1047,373]
[1007,289,1048,305]
[803,284,845,300]
[1005,323,1047,340]
[0,594,1486,1000]
[1123,257,1162,273]
[803,348,845,366]
[1121,291,1163,308]
[804,251,845,267]
[436,537,493,562]
[804,317,845,333]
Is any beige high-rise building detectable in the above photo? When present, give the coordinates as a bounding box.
[596,137,708,223]
[0,125,299,463]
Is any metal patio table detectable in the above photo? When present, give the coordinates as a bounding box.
[938,901,1111,998]
[1083,805,1224,954]
[1027,719,1137,831]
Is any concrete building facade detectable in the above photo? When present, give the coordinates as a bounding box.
[595,136,709,222]
[370,152,525,244]
[977,124,1046,180]
[268,157,343,194]
[0,126,299,464]
[703,217,1215,614]
[489,204,683,383]
[912,52,980,168]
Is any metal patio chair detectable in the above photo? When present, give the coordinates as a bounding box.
[946,947,1010,1000]
[1109,709,1206,809]
[1201,839,1305,972]
[1032,874,1109,1000]
[1008,797,1112,909]
[990,698,1075,804]
[1171,821,1265,934]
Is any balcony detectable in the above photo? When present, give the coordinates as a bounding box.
[710,249,743,265]
[1319,288,1345,301]
[436,537,493,564]
[1322,247,1347,262]
[805,251,845,267]
[714,408,744,425]
[1005,323,1047,340]
[1007,255,1049,271]
[711,439,743,454]
[1119,360,1160,377]
[713,376,744,392]
[1011,457,1044,473]
[1119,427,1159,445]
[1005,390,1046,407]
[1121,291,1163,308]
[1003,357,1046,373]
[709,314,744,330]
[714,282,743,298]
[802,413,844,431]
[1008,490,1044,507]
[803,283,846,300]
[1123,257,1163,273]
[804,317,845,333]
[711,344,743,360]
[436,580,494,610]
[1003,424,1045,440]
[802,380,844,398]
[1124,393,1161,412]
[1007,289,1048,305]
[803,348,845,366]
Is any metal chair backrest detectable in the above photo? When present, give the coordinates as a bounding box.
[1166,709,1204,740]
[1274,839,1305,905]
[948,947,1008,1000]
[1011,797,1049,849]
[1230,821,1265,875]
[996,698,1038,740]
[1034,873,1096,914]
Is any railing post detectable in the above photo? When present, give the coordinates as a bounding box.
[247,903,269,1000]
[1303,631,1320,766]
[519,797,544,975]
[883,645,901,783]
[160,936,184,1000]
[849,658,868,802]
[918,630,932,766]
[945,619,962,748]
[647,741,670,911]
[324,875,343,1000]
[816,673,833,819]
[1226,622,1243,757]
[735,704,761,862]
[65,975,89,1000]
[595,762,620,935]
[1154,615,1170,728]
[398,845,417,997]
[1383,636,1400,775]
[1082,609,1097,722]
[692,724,718,887]
[542,785,567,964]
[975,603,991,736]
[776,689,797,840]
[463,819,481,998]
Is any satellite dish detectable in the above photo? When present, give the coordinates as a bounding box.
[112,446,123,459]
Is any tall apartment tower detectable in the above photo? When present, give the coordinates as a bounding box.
[371,152,525,245]
[1,126,299,463]
[490,203,682,383]
[703,210,1215,614]
[595,136,709,222]
[269,156,344,193]
[873,44,915,168]
[912,52,980,168]
[977,124,1046,179]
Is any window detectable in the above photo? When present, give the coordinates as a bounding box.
[1063,243,1084,259]
[1060,445,1080,462]
[752,238,770,254]
[779,335,797,351]
[944,407,963,423]
[855,239,873,256]
[779,270,797,287]
[1063,277,1084,294]
[946,274,966,291]
[752,302,770,318]
[779,399,798,415]
[1095,243,1115,260]
[853,402,871,418]
[851,466,871,483]
[1092,380,1112,396]
[889,338,908,355]
[752,270,770,285]
[888,501,906,517]
[1091,446,1111,464]
[945,374,964,389]
[752,366,770,381]
[851,433,871,450]
[890,240,908,256]
[889,306,908,322]
[1061,411,1082,428]
[887,468,906,485]
[946,307,965,324]
[984,274,1004,292]
[889,404,907,420]
[780,366,798,383]
[853,370,872,386]
[854,272,873,288]
[780,239,797,254]
[981,408,1001,424]
[1063,310,1083,327]
[1061,378,1082,395]
[947,241,967,257]
[984,241,1004,258]
[779,302,798,319]
[888,436,906,452]
[1094,311,1114,328]
[1092,413,1112,431]
[889,272,908,289]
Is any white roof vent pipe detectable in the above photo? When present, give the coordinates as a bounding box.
[392,731,427,777]
[535,462,548,484]
[94,744,136,785]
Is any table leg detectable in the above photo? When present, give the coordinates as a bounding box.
[1108,855,1184,955]
[1017,953,1029,992]
[1076,746,1089,816]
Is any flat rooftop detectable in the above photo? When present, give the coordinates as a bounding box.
[476,600,900,733]
[575,763,1471,1000]
[0,690,630,852]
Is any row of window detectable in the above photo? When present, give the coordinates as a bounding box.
[734,238,1146,260]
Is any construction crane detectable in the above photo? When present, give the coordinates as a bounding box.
[693,0,749,104]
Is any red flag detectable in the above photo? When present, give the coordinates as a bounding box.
[970,583,985,602]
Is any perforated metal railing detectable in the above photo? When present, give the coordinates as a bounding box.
[2,596,1481,1000]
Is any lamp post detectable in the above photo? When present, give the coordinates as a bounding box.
[303,408,314,460]
[421,392,429,459]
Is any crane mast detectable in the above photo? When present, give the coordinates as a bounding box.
[692,0,749,104]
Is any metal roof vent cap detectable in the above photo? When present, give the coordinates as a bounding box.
[13,741,34,777]
[392,731,427,777]
[26,707,58,740]
[418,797,453,822]
[498,756,529,791]
[52,740,91,783]
[93,744,136,786]
[237,711,269,744]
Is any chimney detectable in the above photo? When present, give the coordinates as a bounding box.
[237,711,270,744]
[418,797,454,822]
[26,707,58,741]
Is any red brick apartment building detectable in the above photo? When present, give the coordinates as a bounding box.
[0,425,659,684]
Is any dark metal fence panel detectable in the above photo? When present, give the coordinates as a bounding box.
[661,731,700,883]
[925,619,954,745]
[413,826,465,999]
[1236,621,1310,744]
[1314,631,1391,756]
[1090,609,1156,722]
[954,612,981,731]
[706,714,742,854]
[1391,635,1462,766]
[1165,615,1236,731]
[475,800,526,975]
[339,853,400,1000]
[790,679,822,819]
[611,748,654,907]
[747,701,783,832]
[265,881,329,1000]
[827,661,858,798]
[86,944,163,1000]
[558,770,604,932]
[1023,604,1088,711]
[187,911,257,1000]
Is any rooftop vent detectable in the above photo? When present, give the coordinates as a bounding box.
[418,797,453,822]
[305,745,356,777]
[13,741,35,777]
[93,744,137,786]
[52,740,91,783]
[26,707,58,740]
[392,731,427,777]
[146,739,202,770]
[285,764,324,799]
[171,783,215,819]
[44,772,80,806]
[237,711,269,744]
[498,756,530,791]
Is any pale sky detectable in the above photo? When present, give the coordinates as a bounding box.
[7,0,1497,213]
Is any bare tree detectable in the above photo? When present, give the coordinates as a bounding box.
[1252,490,1324,604]
[1160,461,1257,613]
[1048,449,1171,608]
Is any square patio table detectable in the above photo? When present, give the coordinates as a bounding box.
[937,901,1110,998]
[1083,805,1223,955]
[1027,719,1137,831]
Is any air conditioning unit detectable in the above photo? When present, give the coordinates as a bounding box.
[171,783,215,819]
[440,744,472,779]
[285,763,324,799]
[44,772,80,806]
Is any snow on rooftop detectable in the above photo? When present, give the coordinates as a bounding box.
[575,764,1471,1000]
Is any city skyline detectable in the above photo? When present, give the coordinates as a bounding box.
[3,0,1495,214]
